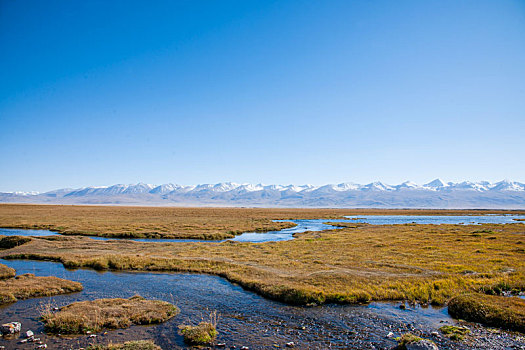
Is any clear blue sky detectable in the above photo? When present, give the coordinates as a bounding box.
[1,0,524,192]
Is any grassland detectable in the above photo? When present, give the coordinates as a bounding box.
[0,273,83,305]
[1,219,523,306]
[0,204,520,240]
[41,295,179,334]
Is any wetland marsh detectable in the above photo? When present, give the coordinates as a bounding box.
[0,205,524,349]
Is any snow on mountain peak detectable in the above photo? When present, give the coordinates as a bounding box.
[213,182,241,192]
[8,180,525,209]
[364,182,394,191]
[490,180,525,192]
[424,178,447,188]
[397,181,419,189]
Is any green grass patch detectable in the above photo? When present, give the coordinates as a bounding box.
[179,310,219,345]
[439,325,470,340]
[393,333,437,349]
[180,322,218,345]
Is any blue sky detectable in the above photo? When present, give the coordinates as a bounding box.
[1,0,524,192]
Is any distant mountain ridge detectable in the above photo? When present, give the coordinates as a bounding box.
[1,180,524,208]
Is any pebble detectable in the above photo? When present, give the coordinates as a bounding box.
[405,339,439,350]
[241,347,249,350]
[217,343,226,348]
[0,322,22,334]
[386,332,394,338]
[286,341,295,347]
[25,330,34,338]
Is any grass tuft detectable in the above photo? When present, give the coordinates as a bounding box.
[438,325,470,340]
[41,296,179,334]
[179,310,219,345]
[0,272,82,305]
[180,322,218,345]
[448,293,525,333]
[0,262,16,279]
[0,235,31,249]
[393,333,437,349]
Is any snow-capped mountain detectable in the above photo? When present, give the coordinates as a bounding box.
[1,180,524,208]
[424,179,448,189]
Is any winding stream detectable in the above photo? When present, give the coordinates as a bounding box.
[1,215,523,243]
[1,215,525,348]
[2,259,522,350]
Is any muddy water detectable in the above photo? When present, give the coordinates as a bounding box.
[1,260,524,350]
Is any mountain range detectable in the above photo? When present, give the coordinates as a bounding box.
[1,180,524,208]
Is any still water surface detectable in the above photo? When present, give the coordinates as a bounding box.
[1,215,523,243]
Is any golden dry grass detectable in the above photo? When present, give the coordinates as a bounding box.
[41,295,178,334]
[448,293,525,332]
[0,273,83,305]
[0,235,32,249]
[0,262,16,279]
[0,204,521,240]
[2,221,524,305]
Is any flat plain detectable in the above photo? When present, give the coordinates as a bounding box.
[0,204,520,239]
[1,205,524,307]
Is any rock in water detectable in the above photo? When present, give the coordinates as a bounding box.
[25,330,34,338]
[405,339,439,350]
[1,322,21,334]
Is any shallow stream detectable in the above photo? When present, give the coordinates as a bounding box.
[2,259,523,349]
